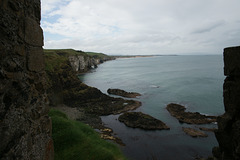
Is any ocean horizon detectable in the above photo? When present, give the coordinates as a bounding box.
[79,55,225,160]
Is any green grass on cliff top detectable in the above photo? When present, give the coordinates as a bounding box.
[44,49,111,59]
[85,51,112,59]
[44,49,112,72]
[44,51,68,72]
[44,49,87,57]
[49,109,127,160]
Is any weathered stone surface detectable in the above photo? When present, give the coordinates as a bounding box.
[25,17,43,46]
[69,55,86,71]
[182,127,208,138]
[166,103,217,124]
[107,88,141,98]
[224,46,240,76]
[0,0,53,159]
[214,46,240,160]
[118,112,170,130]
[27,47,45,72]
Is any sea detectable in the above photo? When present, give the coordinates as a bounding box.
[79,55,225,160]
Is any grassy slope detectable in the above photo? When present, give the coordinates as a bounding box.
[85,51,112,59]
[44,49,86,57]
[49,109,127,160]
[44,49,112,62]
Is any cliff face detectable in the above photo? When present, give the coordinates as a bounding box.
[0,0,53,159]
[68,55,100,72]
[215,46,240,159]
[44,49,114,73]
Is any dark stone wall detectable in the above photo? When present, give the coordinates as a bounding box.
[215,46,240,160]
[0,0,53,159]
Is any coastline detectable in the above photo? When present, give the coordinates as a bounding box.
[114,55,154,59]
[44,49,143,145]
[80,55,223,160]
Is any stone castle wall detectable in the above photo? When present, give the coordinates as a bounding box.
[215,46,240,159]
[0,0,53,159]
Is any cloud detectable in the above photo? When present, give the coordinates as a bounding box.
[191,20,226,34]
[41,0,240,55]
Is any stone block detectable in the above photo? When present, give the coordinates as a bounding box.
[223,78,240,113]
[24,17,43,47]
[27,47,44,72]
[224,46,240,76]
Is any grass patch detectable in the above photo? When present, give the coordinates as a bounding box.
[85,52,113,60]
[49,109,127,160]
[44,51,68,72]
[44,49,87,57]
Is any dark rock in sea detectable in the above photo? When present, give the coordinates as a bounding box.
[107,88,141,98]
[166,103,217,124]
[198,127,217,132]
[182,127,208,138]
[118,112,170,130]
[99,128,125,146]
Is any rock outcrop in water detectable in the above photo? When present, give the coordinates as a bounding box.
[118,112,170,130]
[107,88,141,98]
[166,103,217,124]
[0,0,53,159]
[182,127,208,138]
[214,46,240,159]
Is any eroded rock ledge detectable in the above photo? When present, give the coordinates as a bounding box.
[182,127,208,138]
[107,88,141,98]
[118,112,170,130]
[166,103,217,124]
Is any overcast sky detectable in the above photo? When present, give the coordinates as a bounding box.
[41,0,240,55]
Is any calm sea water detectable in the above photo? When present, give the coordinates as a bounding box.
[79,55,225,160]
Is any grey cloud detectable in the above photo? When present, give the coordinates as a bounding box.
[191,20,226,34]
[42,0,240,55]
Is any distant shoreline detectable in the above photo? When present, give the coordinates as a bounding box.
[114,55,154,59]
[113,55,178,59]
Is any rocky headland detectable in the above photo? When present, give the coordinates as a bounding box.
[107,88,141,98]
[118,112,170,130]
[43,49,142,145]
[166,103,217,124]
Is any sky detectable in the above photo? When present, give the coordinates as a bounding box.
[41,0,240,55]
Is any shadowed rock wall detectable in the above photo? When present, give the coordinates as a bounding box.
[215,46,240,159]
[0,0,53,159]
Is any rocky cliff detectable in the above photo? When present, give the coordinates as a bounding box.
[44,49,115,73]
[0,0,53,159]
[68,55,100,72]
[214,46,240,159]
[44,50,141,115]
